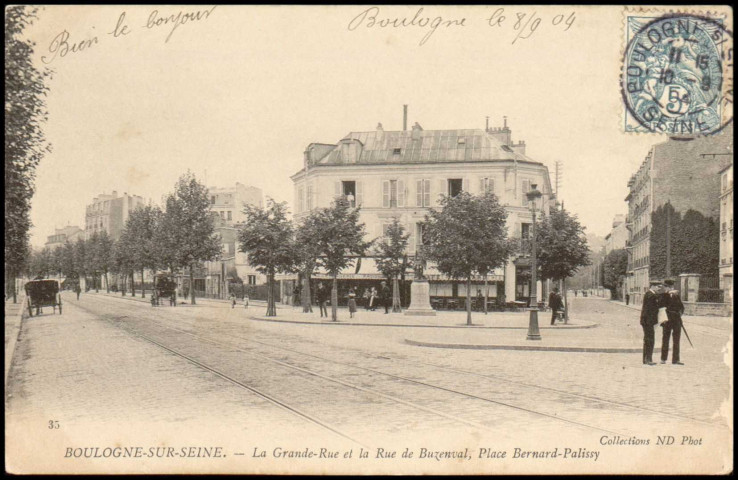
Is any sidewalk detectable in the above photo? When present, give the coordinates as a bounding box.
[4,294,25,388]
[608,298,732,331]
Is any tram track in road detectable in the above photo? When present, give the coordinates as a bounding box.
[72,298,496,444]
[75,295,630,438]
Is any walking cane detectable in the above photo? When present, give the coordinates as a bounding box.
[681,322,694,348]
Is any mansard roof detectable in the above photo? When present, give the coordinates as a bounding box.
[313,128,539,166]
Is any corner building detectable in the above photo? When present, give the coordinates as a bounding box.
[288,121,554,306]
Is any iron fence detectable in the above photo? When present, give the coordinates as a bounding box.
[698,276,724,303]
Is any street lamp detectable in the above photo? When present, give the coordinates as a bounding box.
[526,184,543,341]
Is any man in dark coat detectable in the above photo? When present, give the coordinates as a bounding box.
[316,283,328,318]
[660,278,685,365]
[380,281,391,314]
[549,287,563,325]
[640,280,663,365]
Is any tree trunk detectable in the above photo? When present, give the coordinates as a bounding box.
[189,264,195,305]
[122,274,127,296]
[331,275,338,322]
[466,277,472,325]
[392,275,401,312]
[302,270,313,313]
[141,268,145,298]
[484,274,489,315]
[104,272,109,293]
[266,272,276,316]
[95,272,99,293]
[562,278,569,322]
[130,270,136,296]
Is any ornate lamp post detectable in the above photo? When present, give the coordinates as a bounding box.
[526,184,543,341]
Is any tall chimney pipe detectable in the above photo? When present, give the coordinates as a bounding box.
[486,116,489,132]
[403,104,408,131]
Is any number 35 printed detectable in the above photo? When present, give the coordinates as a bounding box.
[48,420,60,429]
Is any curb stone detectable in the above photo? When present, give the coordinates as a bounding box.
[405,338,659,354]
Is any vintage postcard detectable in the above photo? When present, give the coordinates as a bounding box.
[4,4,733,475]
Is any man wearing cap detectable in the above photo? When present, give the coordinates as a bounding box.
[660,279,685,365]
[640,280,663,365]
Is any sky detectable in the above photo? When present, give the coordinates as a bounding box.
[22,5,667,248]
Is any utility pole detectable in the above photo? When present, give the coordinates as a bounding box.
[666,202,671,278]
[555,161,563,199]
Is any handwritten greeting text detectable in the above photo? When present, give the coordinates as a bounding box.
[42,6,217,64]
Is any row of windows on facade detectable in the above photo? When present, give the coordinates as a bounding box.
[213,210,233,221]
[210,194,233,205]
[297,177,537,213]
[87,201,111,212]
[376,220,532,251]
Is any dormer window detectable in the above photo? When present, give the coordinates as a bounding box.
[457,138,466,144]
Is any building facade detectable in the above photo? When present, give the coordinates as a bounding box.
[625,134,733,305]
[604,214,628,255]
[44,225,85,250]
[288,120,554,306]
[207,183,263,225]
[85,191,145,241]
[202,184,265,298]
[719,164,733,300]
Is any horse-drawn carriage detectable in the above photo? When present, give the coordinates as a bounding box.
[24,279,62,317]
[152,274,177,306]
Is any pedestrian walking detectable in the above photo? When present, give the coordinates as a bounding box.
[316,282,328,318]
[476,289,484,312]
[640,280,663,365]
[660,279,685,365]
[548,287,563,325]
[243,293,249,309]
[347,287,357,318]
[625,293,630,305]
[369,287,377,311]
[74,282,81,301]
[380,281,391,314]
[230,292,237,309]
[170,291,176,306]
[574,290,578,297]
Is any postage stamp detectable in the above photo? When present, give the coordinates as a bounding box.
[621,9,733,135]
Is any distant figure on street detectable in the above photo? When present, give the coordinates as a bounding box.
[640,280,664,365]
[230,292,237,309]
[74,283,81,301]
[369,287,377,311]
[347,287,357,318]
[660,279,685,365]
[625,293,630,305]
[316,282,328,318]
[380,281,391,314]
[243,293,249,309]
[170,291,176,307]
[549,287,563,325]
[362,288,371,310]
[476,289,484,312]
[574,290,578,297]
[292,284,301,307]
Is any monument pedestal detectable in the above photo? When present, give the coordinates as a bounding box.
[404,279,436,316]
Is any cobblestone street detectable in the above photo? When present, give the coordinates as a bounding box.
[5,292,732,474]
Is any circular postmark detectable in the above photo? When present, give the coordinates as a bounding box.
[622,13,733,135]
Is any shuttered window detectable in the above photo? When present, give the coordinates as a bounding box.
[416,179,431,207]
[521,179,531,207]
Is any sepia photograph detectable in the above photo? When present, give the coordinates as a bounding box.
[4,4,733,475]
